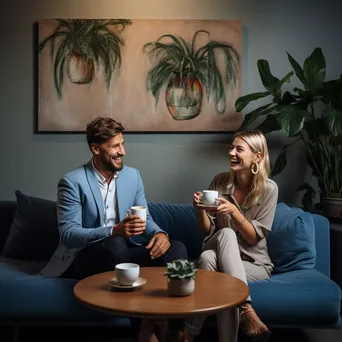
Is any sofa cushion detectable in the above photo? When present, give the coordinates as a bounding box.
[0,263,131,325]
[267,203,316,273]
[249,268,341,327]
[1,191,59,262]
[148,202,204,260]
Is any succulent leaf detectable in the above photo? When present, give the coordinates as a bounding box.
[164,259,198,280]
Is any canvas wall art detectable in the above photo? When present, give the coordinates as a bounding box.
[37,19,242,132]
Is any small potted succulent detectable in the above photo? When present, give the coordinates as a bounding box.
[164,259,198,297]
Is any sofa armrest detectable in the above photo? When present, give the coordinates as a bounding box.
[312,214,330,277]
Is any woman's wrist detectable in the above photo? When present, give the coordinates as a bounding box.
[239,216,246,226]
[232,207,246,227]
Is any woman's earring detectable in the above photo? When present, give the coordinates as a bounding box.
[251,162,259,175]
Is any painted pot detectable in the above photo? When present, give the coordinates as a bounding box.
[165,73,203,120]
[68,52,95,84]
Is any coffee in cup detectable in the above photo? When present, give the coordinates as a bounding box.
[115,263,140,286]
[126,206,147,221]
[202,190,219,205]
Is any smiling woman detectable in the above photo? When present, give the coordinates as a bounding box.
[185,129,278,342]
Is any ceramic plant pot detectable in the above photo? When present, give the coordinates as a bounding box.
[323,197,342,219]
[167,278,195,297]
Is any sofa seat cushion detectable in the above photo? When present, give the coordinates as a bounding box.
[0,256,46,275]
[0,263,130,326]
[249,269,341,328]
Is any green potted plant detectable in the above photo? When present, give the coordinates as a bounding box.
[164,259,198,296]
[143,30,240,120]
[39,19,132,98]
[235,47,342,218]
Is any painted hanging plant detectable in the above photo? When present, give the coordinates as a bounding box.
[143,30,240,120]
[39,19,132,98]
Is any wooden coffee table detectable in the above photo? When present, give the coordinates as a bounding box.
[74,267,249,319]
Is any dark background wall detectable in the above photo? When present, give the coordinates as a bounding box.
[1,0,341,205]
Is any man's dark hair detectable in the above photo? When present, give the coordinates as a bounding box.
[86,117,125,148]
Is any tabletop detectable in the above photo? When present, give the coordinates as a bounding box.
[74,267,249,319]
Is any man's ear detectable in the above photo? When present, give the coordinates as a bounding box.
[90,143,100,155]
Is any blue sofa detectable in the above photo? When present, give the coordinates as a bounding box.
[0,191,341,337]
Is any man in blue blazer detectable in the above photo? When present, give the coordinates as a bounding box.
[40,117,187,341]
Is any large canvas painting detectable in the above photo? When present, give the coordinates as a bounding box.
[37,19,242,133]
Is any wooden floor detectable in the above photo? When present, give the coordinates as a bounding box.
[0,326,341,342]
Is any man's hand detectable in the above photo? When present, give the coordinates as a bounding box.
[112,215,146,237]
[146,232,170,260]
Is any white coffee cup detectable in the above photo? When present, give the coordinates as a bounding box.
[115,263,140,286]
[202,190,219,205]
[126,206,147,221]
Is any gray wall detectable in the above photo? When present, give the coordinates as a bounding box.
[1,0,341,205]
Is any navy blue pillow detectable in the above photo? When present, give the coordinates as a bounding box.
[147,202,204,260]
[267,203,316,273]
[2,191,59,261]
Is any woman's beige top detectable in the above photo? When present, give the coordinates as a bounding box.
[206,172,278,275]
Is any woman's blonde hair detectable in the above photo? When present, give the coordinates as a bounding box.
[228,129,270,209]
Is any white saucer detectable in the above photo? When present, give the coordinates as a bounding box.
[197,204,219,211]
[108,277,147,289]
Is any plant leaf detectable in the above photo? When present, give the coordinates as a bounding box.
[239,103,275,129]
[256,114,282,134]
[273,71,294,96]
[326,109,342,137]
[303,47,326,90]
[276,106,310,137]
[270,146,288,177]
[287,52,307,88]
[257,60,280,92]
[235,92,271,112]
[282,91,297,105]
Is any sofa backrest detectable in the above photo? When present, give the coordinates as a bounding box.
[0,201,16,253]
[0,197,331,277]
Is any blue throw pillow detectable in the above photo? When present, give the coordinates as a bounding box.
[147,202,204,261]
[267,202,316,273]
[2,191,59,261]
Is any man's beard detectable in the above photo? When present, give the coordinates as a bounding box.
[102,156,124,172]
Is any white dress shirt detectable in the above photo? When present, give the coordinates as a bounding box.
[92,160,119,227]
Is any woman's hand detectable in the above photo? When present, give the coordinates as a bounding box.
[192,191,203,209]
[216,197,237,215]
